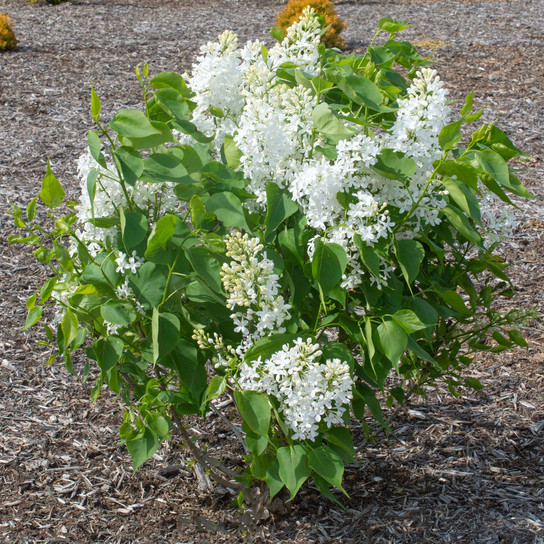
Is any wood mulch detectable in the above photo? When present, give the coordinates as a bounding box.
[1,0,543,542]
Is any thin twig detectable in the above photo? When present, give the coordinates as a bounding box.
[209,402,249,455]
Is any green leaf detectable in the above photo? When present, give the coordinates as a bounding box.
[378,17,410,33]
[109,110,173,149]
[476,149,510,188]
[439,120,462,150]
[438,160,478,190]
[205,375,227,403]
[373,149,417,182]
[244,333,300,363]
[265,183,298,240]
[39,161,65,210]
[507,329,528,348]
[154,88,190,120]
[325,427,355,464]
[149,72,189,94]
[484,125,526,161]
[265,460,284,500]
[145,215,177,259]
[369,46,397,66]
[152,309,180,363]
[312,240,348,295]
[354,235,380,277]
[244,424,269,456]
[142,152,188,183]
[26,293,37,311]
[441,206,481,244]
[185,280,224,304]
[168,340,207,402]
[120,209,149,250]
[461,90,474,117]
[270,26,285,42]
[312,103,357,144]
[129,262,168,309]
[438,290,472,315]
[464,377,484,390]
[93,336,124,373]
[206,191,251,232]
[392,309,427,334]
[344,74,387,111]
[26,195,38,222]
[251,453,274,481]
[353,382,389,428]
[277,445,310,500]
[394,239,424,285]
[234,390,270,437]
[189,195,207,228]
[61,309,79,347]
[146,414,171,439]
[222,134,243,170]
[186,246,223,294]
[126,428,159,472]
[90,85,101,122]
[22,306,42,331]
[376,320,407,368]
[308,446,346,493]
[87,130,106,168]
[312,474,344,507]
[101,302,137,326]
[442,178,481,222]
[113,146,144,186]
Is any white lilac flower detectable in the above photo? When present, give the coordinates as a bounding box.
[238,338,353,441]
[235,84,316,210]
[115,250,144,275]
[267,6,322,75]
[220,232,291,354]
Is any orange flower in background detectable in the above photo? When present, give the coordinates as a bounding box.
[276,0,347,49]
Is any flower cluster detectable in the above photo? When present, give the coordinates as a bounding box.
[184,10,456,289]
[220,232,291,354]
[299,68,450,288]
[238,338,353,441]
[182,6,321,161]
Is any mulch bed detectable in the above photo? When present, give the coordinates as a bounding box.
[1,0,543,542]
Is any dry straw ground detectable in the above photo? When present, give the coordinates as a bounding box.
[1,0,543,542]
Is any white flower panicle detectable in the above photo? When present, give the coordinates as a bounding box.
[267,6,322,75]
[182,7,322,156]
[220,232,291,353]
[238,338,353,441]
[235,84,316,209]
[292,69,451,289]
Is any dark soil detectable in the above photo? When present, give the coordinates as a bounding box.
[1,0,543,542]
